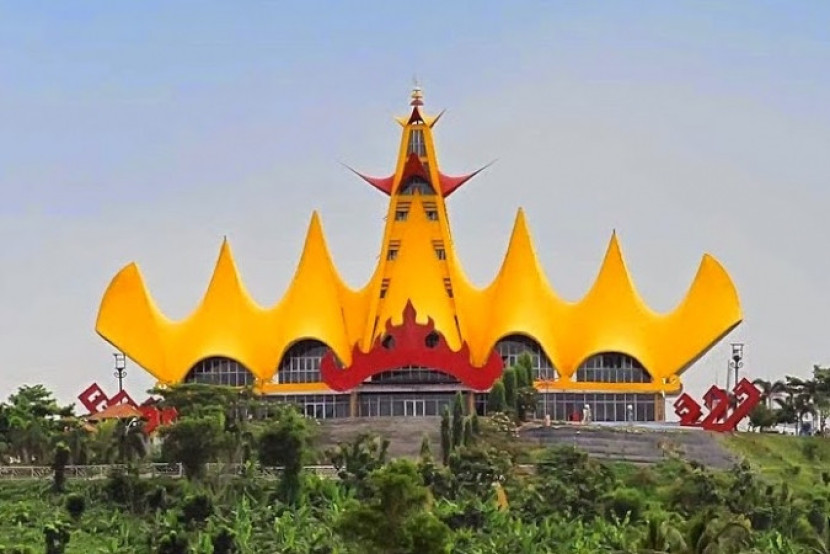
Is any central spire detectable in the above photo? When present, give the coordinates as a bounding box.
[410,84,424,107]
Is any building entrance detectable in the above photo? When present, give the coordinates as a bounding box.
[303,402,327,419]
[403,399,426,417]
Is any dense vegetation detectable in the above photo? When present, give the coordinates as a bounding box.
[2,366,830,552]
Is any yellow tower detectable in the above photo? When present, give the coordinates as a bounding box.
[349,87,489,353]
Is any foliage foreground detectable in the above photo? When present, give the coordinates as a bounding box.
[1,383,830,552]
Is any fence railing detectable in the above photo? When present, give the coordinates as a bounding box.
[0,463,340,481]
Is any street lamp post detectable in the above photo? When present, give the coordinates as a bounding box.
[729,344,744,390]
[113,352,127,392]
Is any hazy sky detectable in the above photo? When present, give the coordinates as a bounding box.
[1,1,829,408]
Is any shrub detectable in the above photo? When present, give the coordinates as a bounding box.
[181,493,213,525]
[64,494,85,520]
[212,525,238,554]
[146,485,168,512]
[607,488,644,523]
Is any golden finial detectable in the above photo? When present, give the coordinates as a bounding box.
[410,77,424,107]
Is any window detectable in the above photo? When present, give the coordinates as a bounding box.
[394,203,410,221]
[276,340,332,384]
[398,177,435,195]
[543,392,657,422]
[432,239,446,260]
[423,201,439,221]
[368,366,459,385]
[387,240,400,261]
[185,357,255,387]
[407,129,426,157]
[380,279,390,298]
[268,394,350,419]
[495,336,556,380]
[443,278,453,298]
[575,353,651,383]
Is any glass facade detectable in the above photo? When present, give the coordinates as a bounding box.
[399,176,435,195]
[537,392,657,422]
[276,340,328,384]
[368,367,460,385]
[407,129,426,157]
[269,394,350,419]
[496,336,557,380]
[359,392,456,417]
[184,357,255,387]
[575,352,651,383]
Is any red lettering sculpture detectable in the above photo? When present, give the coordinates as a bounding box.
[78,382,177,435]
[672,378,761,432]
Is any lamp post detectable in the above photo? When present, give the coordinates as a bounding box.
[113,352,127,392]
[729,343,744,390]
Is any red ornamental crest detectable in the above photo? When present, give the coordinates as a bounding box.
[78,383,177,434]
[673,378,761,432]
[320,300,503,391]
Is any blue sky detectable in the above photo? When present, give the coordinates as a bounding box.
[1,1,829,406]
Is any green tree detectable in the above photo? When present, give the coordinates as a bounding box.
[502,368,517,412]
[463,417,473,446]
[440,407,451,466]
[160,416,224,479]
[2,385,73,464]
[419,433,432,461]
[52,442,70,492]
[487,380,507,413]
[335,460,451,554]
[328,432,389,495]
[470,412,480,436]
[749,404,776,432]
[515,353,535,388]
[257,406,311,504]
[451,392,465,448]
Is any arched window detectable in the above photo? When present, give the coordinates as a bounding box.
[398,176,435,196]
[276,340,331,384]
[495,335,556,380]
[575,352,651,383]
[367,366,460,385]
[407,129,426,157]
[184,357,255,387]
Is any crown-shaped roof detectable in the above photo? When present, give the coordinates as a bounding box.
[95,89,742,392]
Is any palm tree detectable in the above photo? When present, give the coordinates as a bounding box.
[752,378,787,409]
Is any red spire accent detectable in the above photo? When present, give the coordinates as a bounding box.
[407,107,424,125]
[438,161,495,197]
[342,164,394,195]
[400,152,431,183]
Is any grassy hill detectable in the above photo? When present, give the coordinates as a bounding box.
[719,432,830,492]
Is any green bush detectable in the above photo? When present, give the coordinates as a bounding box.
[180,493,213,525]
[607,488,644,523]
[64,494,85,520]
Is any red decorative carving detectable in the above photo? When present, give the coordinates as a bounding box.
[140,406,178,434]
[320,300,503,391]
[77,382,177,434]
[672,378,761,432]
